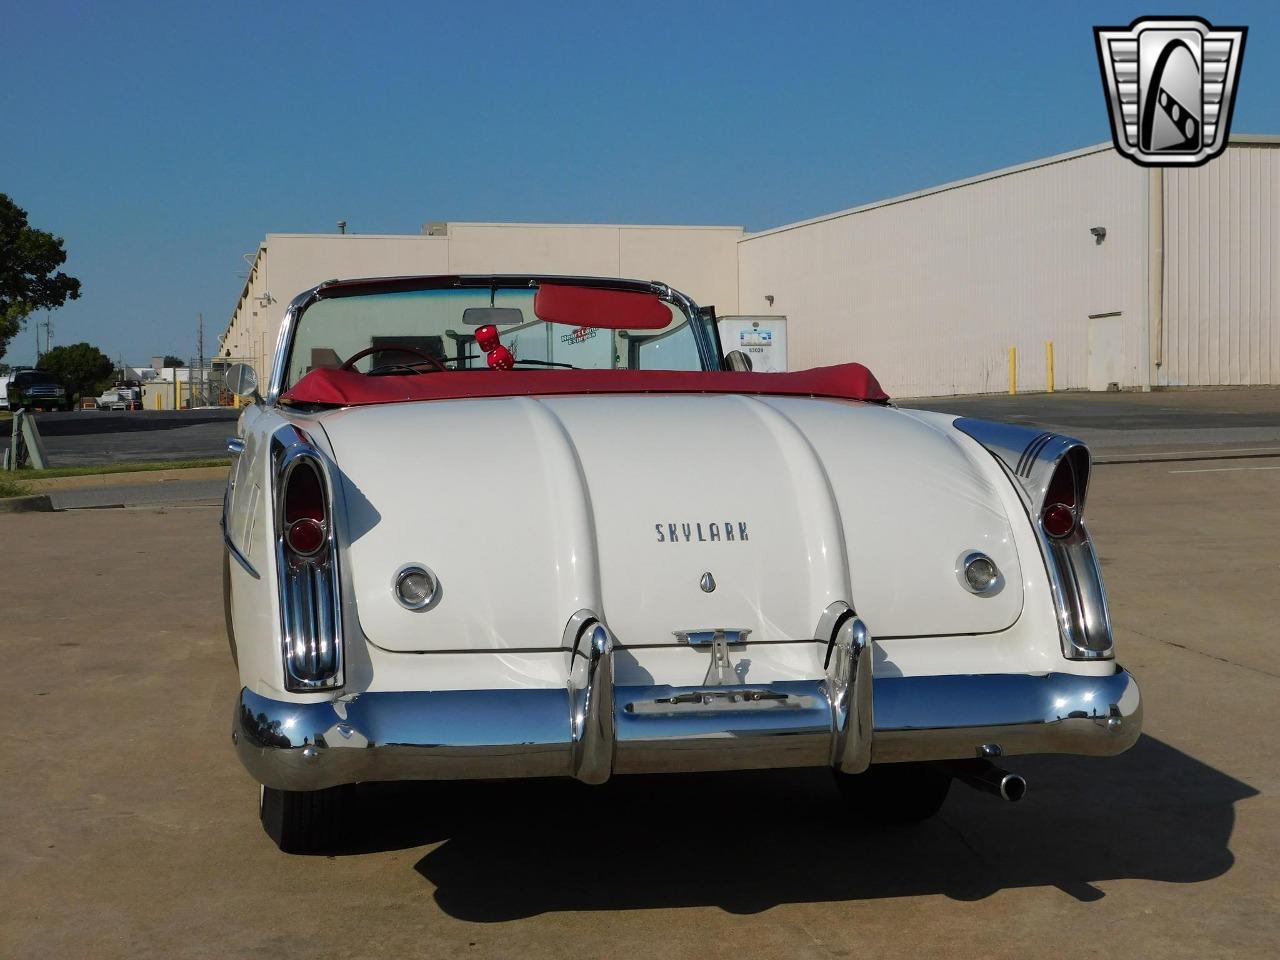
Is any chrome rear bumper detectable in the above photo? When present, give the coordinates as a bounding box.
[232,665,1141,792]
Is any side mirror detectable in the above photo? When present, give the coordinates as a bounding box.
[225,363,261,402]
[724,350,753,372]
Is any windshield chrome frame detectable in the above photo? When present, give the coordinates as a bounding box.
[264,275,717,406]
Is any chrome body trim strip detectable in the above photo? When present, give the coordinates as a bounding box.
[223,529,260,580]
[231,667,1139,791]
[953,418,1088,513]
[220,494,260,580]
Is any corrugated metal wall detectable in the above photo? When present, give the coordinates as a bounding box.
[737,148,1151,397]
[1160,143,1280,386]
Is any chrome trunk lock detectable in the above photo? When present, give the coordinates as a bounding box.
[672,628,751,686]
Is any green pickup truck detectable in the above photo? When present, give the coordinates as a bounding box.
[6,368,70,412]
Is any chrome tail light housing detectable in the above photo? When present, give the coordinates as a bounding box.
[955,419,1115,661]
[272,426,343,690]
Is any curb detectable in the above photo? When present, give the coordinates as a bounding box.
[0,494,55,514]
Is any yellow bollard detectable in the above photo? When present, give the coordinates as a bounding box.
[154,392,162,410]
[1008,346,1017,395]
[1046,341,1055,393]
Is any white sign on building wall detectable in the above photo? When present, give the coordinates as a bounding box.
[718,316,788,372]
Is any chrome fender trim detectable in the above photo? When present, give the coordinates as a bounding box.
[222,527,260,580]
[954,417,1115,661]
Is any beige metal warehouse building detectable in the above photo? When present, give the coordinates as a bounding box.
[219,223,743,378]
[221,136,1278,398]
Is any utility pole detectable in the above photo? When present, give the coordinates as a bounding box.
[197,312,205,407]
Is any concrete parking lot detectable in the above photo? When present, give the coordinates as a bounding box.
[1,453,1276,959]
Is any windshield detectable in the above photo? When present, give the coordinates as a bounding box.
[283,283,715,391]
[16,371,60,386]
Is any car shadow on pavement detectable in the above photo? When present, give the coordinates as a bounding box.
[340,735,1255,919]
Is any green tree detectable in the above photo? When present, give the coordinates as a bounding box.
[0,194,82,362]
[40,342,114,400]
[161,355,186,367]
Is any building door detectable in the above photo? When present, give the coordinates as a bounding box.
[1087,312,1124,391]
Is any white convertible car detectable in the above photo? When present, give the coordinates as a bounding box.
[223,275,1141,852]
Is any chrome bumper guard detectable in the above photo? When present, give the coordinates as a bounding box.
[233,643,1142,793]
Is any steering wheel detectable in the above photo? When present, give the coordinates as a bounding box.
[341,345,447,375]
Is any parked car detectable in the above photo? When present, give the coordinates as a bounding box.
[223,275,1141,853]
[96,383,142,410]
[6,368,69,411]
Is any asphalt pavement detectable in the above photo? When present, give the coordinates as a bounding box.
[1,408,238,466]
[898,389,1280,459]
[5,391,1279,509]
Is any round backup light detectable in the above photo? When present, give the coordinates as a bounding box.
[959,551,1001,595]
[285,517,326,556]
[1041,503,1076,539]
[394,566,439,610]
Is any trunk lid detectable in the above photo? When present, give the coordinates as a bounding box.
[319,394,1023,653]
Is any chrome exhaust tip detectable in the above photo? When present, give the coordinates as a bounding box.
[956,759,1027,803]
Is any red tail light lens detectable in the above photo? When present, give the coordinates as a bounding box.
[1041,457,1078,538]
[283,461,327,556]
[285,517,325,555]
[1042,503,1075,538]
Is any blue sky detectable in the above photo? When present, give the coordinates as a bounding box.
[2,0,1277,364]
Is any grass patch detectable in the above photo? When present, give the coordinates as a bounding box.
[0,473,35,498]
[15,458,231,480]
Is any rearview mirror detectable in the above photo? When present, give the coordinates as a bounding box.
[225,363,260,401]
[463,307,524,326]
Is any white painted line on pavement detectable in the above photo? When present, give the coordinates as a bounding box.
[1149,446,1280,456]
[1168,465,1280,474]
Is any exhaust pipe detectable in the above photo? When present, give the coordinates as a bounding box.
[956,759,1027,802]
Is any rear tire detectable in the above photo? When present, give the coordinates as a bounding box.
[259,783,355,853]
[833,761,952,824]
